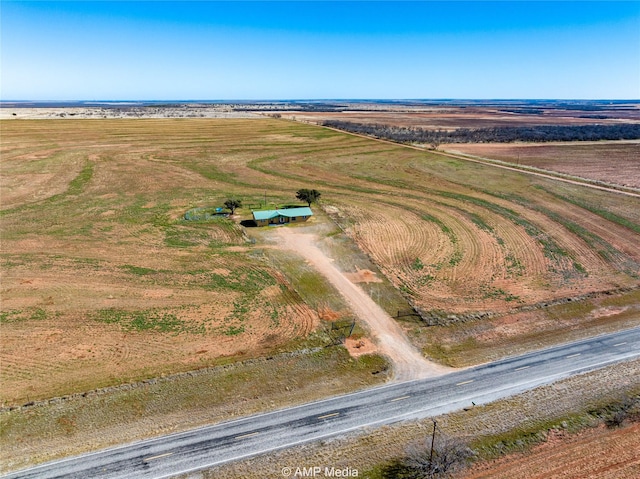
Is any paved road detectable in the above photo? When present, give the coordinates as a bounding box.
[5,327,640,479]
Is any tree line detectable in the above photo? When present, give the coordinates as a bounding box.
[323,120,640,144]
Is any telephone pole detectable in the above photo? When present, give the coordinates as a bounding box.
[429,419,437,469]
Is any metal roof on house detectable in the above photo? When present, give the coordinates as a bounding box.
[252,210,279,221]
[252,207,313,221]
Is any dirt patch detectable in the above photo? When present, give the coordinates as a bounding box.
[211,268,231,276]
[263,134,314,143]
[589,306,629,319]
[345,268,383,283]
[344,337,378,358]
[142,289,175,299]
[317,305,343,322]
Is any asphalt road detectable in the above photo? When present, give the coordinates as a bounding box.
[5,327,640,479]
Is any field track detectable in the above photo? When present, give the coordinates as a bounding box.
[320,124,640,198]
[272,226,450,380]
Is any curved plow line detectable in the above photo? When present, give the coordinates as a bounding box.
[340,188,544,282]
[338,197,507,305]
[336,200,449,277]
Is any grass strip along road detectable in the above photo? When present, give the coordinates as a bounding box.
[4,327,640,479]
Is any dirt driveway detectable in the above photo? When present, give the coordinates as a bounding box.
[274,227,451,381]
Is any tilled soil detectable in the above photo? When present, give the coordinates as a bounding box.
[462,422,640,479]
[443,141,640,189]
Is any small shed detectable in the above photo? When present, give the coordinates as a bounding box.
[252,207,313,226]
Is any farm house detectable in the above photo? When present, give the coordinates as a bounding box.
[252,207,313,226]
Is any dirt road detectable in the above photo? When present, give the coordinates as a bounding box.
[320,125,640,199]
[274,227,450,380]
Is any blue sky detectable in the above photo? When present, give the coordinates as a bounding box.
[1,1,639,100]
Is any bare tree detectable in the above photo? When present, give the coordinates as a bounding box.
[403,434,475,478]
[323,120,640,144]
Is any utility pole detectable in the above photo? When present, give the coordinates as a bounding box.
[429,419,437,470]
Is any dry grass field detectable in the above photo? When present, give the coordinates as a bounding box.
[1,118,639,405]
[0,348,389,472]
[1,119,327,405]
[443,141,640,189]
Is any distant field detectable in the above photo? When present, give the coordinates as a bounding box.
[443,141,640,189]
[1,118,639,405]
[279,105,640,130]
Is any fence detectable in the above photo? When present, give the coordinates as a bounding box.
[329,320,356,345]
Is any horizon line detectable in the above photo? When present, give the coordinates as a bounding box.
[3,99,640,104]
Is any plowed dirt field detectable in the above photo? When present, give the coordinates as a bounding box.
[462,422,640,479]
[444,141,640,189]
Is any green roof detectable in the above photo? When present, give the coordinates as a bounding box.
[252,207,313,221]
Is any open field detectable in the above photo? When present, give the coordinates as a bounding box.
[2,118,639,408]
[443,141,640,189]
[417,289,640,367]
[0,106,260,120]
[461,421,640,479]
[321,155,640,315]
[277,103,640,130]
[0,119,332,405]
